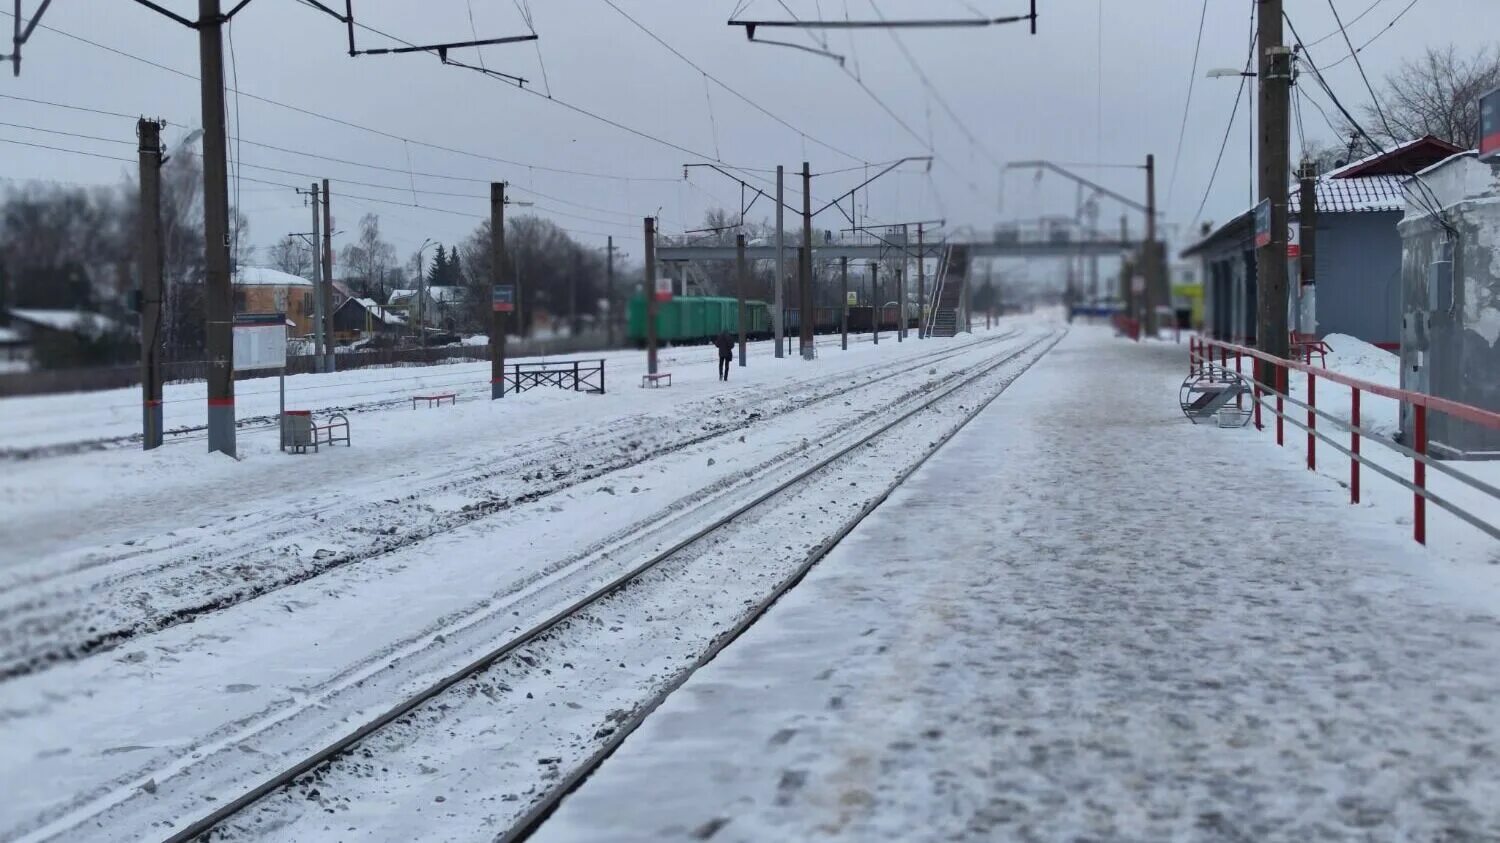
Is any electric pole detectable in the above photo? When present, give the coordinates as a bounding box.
[1143,153,1162,336]
[606,235,616,347]
[1298,159,1318,334]
[1257,0,1292,368]
[736,233,748,366]
[840,256,848,351]
[308,182,326,371]
[800,161,814,359]
[491,182,507,399]
[896,266,905,342]
[321,178,334,372]
[916,223,925,339]
[138,118,164,450]
[774,165,785,359]
[200,0,235,457]
[870,261,879,345]
[645,216,659,375]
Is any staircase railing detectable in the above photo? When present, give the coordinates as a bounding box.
[924,243,952,339]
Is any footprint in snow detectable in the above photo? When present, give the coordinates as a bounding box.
[224,683,258,693]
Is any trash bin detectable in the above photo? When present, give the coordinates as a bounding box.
[284,410,312,450]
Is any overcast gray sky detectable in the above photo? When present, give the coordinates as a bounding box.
[3,0,1498,267]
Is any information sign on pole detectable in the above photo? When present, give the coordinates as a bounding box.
[654,273,673,302]
[1253,199,1272,248]
[846,291,859,306]
[1287,223,1301,258]
[492,285,515,312]
[232,312,288,371]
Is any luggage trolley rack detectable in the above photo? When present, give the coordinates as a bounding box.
[1179,365,1253,427]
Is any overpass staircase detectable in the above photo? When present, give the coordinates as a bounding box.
[925,243,969,338]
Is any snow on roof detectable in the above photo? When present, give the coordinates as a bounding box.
[388,286,466,304]
[1324,136,1465,180]
[232,265,313,288]
[7,308,122,334]
[0,326,24,343]
[1288,174,1406,214]
[354,297,407,325]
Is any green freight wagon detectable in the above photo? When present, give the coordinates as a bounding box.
[627,295,772,346]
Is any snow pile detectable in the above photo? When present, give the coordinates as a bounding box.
[1321,333,1398,387]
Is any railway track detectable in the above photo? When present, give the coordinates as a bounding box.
[0,330,1021,681]
[147,328,1063,843]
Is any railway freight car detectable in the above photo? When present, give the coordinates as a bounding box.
[626,295,772,347]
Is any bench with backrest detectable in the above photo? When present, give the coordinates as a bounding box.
[1289,332,1331,368]
[412,393,457,409]
[641,372,672,388]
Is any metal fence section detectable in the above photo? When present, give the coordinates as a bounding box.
[0,331,613,397]
[503,359,605,395]
[1189,336,1500,546]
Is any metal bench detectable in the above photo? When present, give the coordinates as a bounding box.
[287,412,351,453]
[412,393,457,409]
[641,372,672,388]
[1179,366,1252,426]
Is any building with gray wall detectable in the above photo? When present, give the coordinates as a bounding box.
[1398,150,1500,459]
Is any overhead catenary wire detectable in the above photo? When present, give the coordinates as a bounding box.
[1164,0,1210,210]
[1190,15,1256,227]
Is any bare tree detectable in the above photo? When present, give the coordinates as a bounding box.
[1361,45,1500,148]
[339,213,397,302]
[268,235,313,278]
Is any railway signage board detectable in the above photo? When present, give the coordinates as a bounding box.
[232,312,287,371]
[654,274,673,302]
[847,291,859,306]
[1253,199,1272,248]
[492,285,515,312]
[1287,223,1301,258]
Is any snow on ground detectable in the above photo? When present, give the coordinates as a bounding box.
[0,318,1046,841]
[535,327,1500,842]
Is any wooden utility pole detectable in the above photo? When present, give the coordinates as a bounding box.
[645,216,659,375]
[735,233,748,366]
[1298,160,1318,335]
[799,161,814,360]
[840,256,848,351]
[321,178,334,372]
[1257,0,1292,368]
[916,223,925,338]
[870,261,880,345]
[774,165,785,359]
[200,0,235,457]
[138,118,164,450]
[490,182,507,399]
[896,266,905,342]
[606,235,616,348]
[308,182,325,371]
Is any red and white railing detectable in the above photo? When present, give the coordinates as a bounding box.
[1189,336,1500,546]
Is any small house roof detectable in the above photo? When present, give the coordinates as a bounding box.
[232,266,313,288]
[7,308,122,334]
[1324,135,1465,180]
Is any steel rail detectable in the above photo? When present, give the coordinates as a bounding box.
[160,328,1055,843]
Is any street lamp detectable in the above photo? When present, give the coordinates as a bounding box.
[1205,68,1258,205]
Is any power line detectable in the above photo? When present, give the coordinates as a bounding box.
[1190,18,1256,226]
[1318,0,1418,70]
[1164,0,1210,210]
[600,0,869,165]
[1325,0,1396,141]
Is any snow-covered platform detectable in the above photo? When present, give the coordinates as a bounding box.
[536,327,1500,842]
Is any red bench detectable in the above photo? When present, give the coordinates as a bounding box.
[412,393,457,409]
[640,373,672,388]
[1289,333,1331,368]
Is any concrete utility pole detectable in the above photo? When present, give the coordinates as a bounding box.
[1298,160,1318,335]
[1257,0,1292,368]
[896,266,905,342]
[309,182,326,371]
[774,165,785,359]
[200,0,235,457]
[321,178,334,372]
[645,216,659,375]
[491,182,507,399]
[138,118,164,451]
[799,161,814,360]
[606,235,616,348]
[569,249,580,337]
[1142,153,1162,336]
[840,256,849,351]
[735,233,748,366]
[870,261,880,345]
[916,223,926,338]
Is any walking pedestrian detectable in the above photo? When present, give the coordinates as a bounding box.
[712,331,734,381]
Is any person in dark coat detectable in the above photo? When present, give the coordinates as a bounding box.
[713,331,734,381]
